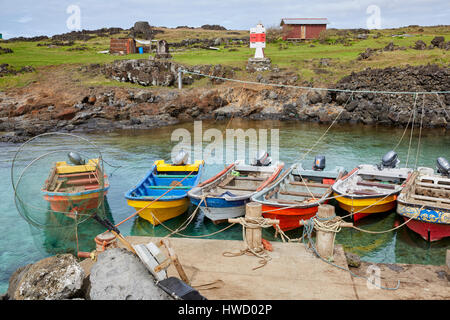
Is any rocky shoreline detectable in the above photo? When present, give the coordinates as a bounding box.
[0,63,449,143]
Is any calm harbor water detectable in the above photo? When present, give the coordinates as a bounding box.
[1,119,449,294]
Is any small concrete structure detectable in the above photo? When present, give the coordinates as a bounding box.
[155,40,172,59]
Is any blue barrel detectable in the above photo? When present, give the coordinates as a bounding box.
[138,47,144,54]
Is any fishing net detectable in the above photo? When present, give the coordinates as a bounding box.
[11,133,111,255]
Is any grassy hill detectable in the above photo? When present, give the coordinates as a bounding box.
[0,25,448,90]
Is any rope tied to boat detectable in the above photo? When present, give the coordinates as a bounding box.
[311,214,344,234]
[299,213,401,290]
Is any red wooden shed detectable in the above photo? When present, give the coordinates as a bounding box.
[280,18,328,40]
[110,38,136,55]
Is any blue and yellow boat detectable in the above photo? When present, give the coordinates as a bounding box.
[125,158,204,225]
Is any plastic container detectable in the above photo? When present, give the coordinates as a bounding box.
[138,47,144,54]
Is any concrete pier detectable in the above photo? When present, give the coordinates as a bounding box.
[80,236,449,300]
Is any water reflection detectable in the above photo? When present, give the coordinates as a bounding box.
[29,199,115,256]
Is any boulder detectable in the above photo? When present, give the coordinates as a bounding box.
[307,91,322,104]
[8,254,85,300]
[89,248,172,300]
[357,48,378,60]
[413,40,427,50]
[132,21,153,39]
[345,252,361,268]
[383,42,395,51]
[430,36,445,48]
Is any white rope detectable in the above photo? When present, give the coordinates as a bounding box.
[405,93,418,168]
[414,94,425,169]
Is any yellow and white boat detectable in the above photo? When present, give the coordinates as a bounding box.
[125,158,204,225]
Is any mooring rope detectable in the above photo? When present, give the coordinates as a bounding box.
[414,94,425,169]
[405,93,418,168]
[148,197,237,239]
[300,215,401,290]
[222,216,276,270]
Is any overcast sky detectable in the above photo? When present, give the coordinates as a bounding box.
[1,0,449,39]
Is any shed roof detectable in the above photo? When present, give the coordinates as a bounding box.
[280,18,329,25]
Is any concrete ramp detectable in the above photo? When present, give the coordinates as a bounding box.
[125,236,357,300]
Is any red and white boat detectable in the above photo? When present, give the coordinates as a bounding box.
[397,159,450,242]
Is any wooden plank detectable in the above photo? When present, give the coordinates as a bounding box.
[270,198,303,205]
[223,185,257,191]
[289,181,330,188]
[357,181,396,189]
[411,194,450,204]
[43,166,57,191]
[218,175,235,188]
[353,190,383,196]
[234,176,265,181]
[417,181,450,190]
[279,190,323,198]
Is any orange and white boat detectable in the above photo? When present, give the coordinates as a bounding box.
[252,157,345,231]
[42,157,109,216]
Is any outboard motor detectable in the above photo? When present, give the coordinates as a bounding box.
[436,157,450,177]
[252,150,272,166]
[378,150,399,169]
[68,152,85,165]
[313,155,326,171]
[173,149,189,165]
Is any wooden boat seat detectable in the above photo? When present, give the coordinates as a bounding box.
[270,198,303,205]
[356,181,396,189]
[146,186,192,190]
[279,190,323,198]
[57,171,96,178]
[234,176,265,181]
[289,181,330,188]
[155,174,194,178]
[352,190,383,196]
[62,178,99,186]
[222,185,258,191]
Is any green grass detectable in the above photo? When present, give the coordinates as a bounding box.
[0,25,448,89]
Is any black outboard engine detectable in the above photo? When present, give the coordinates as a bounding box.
[252,150,272,166]
[68,152,85,165]
[436,157,450,177]
[313,155,326,171]
[378,150,399,170]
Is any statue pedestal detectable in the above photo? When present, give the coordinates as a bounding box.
[246,57,272,72]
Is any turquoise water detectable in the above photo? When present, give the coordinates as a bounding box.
[1,120,449,294]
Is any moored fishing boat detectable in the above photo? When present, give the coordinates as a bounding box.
[188,151,284,224]
[42,153,109,216]
[332,151,413,221]
[397,158,450,241]
[251,156,346,231]
[125,151,204,225]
